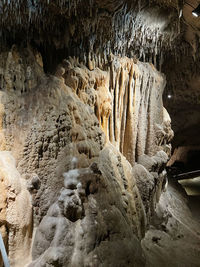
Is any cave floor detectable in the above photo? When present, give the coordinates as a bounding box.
[142,179,200,267]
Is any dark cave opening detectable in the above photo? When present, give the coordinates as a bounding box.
[186,150,200,171]
[168,148,200,174]
[35,44,70,74]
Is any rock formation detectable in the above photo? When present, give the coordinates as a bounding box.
[0,45,173,266]
[142,179,200,267]
[0,151,32,267]
[0,1,199,267]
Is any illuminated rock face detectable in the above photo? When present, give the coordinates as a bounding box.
[0,46,173,266]
[62,56,172,164]
[0,152,32,267]
[30,149,145,267]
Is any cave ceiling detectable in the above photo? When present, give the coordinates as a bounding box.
[0,1,198,47]
[0,0,183,55]
[0,0,198,61]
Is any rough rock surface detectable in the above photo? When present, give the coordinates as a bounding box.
[142,180,200,267]
[0,0,180,70]
[0,151,32,267]
[29,146,146,267]
[0,1,199,265]
[61,56,172,165]
[0,45,172,266]
[162,1,200,157]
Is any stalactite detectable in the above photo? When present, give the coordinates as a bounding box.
[114,68,120,146]
[123,64,135,164]
[60,54,170,166]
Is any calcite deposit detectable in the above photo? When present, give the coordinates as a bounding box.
[0,0,199,267]
[0,151,32,267]
[0,45,172,266]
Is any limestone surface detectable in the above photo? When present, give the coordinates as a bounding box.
[0,151,32,267]
[0,46,173,266]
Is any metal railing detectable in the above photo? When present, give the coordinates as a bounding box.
[0,233,10,267]
[173,170,200,181]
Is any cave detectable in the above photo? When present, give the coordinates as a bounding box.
[0,1,199,267]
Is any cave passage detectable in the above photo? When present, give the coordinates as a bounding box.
[0,1,200,267]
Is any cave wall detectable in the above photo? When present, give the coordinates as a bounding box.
[163,4,200,161]
[0,1,192,266]
[0,152,32,267]
[62,56,173,164]
[0,44,173,266]
[163,44,200,149]
[162,35,200,173]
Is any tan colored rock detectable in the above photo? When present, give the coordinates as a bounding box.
[0,151,32,267]
[62,56,170,166]
[0,47,173,266]
[0,98,6,151]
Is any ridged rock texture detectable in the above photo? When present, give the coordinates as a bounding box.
[0,0,199,267]
[0,151,32,267]
[0,45,172,266]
